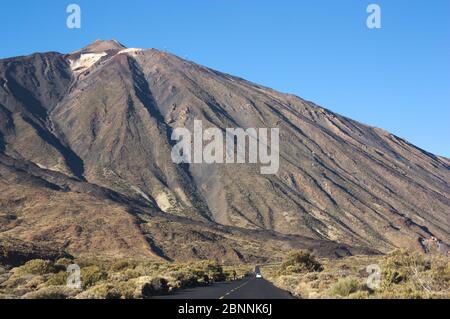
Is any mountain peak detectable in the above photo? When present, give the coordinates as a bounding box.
[74,39,127,54]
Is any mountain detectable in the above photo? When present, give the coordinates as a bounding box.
[0,40,449,263]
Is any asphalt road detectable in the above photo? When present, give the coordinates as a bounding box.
[153,277,295,299]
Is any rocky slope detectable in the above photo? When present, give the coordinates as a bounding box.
[0,40,448,263]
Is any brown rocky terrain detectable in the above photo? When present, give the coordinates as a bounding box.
[0,40,448,263]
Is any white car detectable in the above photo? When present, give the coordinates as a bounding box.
[256,273,263,278]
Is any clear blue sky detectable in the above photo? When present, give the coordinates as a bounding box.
[1,0,449,157]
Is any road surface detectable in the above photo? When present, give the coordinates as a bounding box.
[153,277,295,299]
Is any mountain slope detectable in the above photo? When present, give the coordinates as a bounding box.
[0,40,448,262]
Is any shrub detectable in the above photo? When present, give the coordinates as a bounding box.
[429,257,450,291]
[22,275,45,289]
[54,258,73,271]
[203,261,223,273]
[168,271,198,289]
[1,274,35,289]
[115,281,137,299]
[133,262,159,277]
[55,258,73,266]
[141,277,169,298]
[75,283,121,299]
[14,260,55,276]
[22,286,79,299]
[46,271,68,286]
[279,250,323,275]
[198,274,210,285]
[348,290,370,299]
[110,260,132,272]
[380,250,450,298]
[379,283,429,299]
[381,250,424,286]
[330,278,361,298]
[123,268,141,280]
[81,266,107,289]
[203,261,226,282]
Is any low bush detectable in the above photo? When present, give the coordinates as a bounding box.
[81,266,107,289]
[22,286,79,299]
[141,277,169,298]
[168,271,198,289]
[329,277,361,297]
[55,258,73,267]
[22,275,45,289]
[14,260,54,276]
[278,250,323,275]
[380,250,450,298]
[46,271,68,286]
[203,261,226,282]
[115,281,137,299]
[75,283,121,299]
[110,260,133,272]
[54,258,74,272]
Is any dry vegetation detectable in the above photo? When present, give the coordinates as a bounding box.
[0,257,252,299]
[1,249,448,299]
[264,250,450,299]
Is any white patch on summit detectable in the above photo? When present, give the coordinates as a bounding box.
[118,48,144,56]
[69,52,107,74]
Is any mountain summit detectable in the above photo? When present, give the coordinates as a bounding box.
[0,40,449,262]
[73,39,127,54]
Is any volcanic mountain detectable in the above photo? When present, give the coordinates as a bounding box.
[0,40,449,263]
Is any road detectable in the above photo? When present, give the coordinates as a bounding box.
[153,276,295,299]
